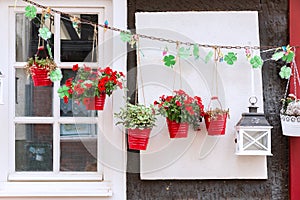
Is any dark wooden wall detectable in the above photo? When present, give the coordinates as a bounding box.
[127,0,289,199]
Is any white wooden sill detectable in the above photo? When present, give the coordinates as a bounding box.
[0,181,112,197]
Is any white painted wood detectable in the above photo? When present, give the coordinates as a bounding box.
[0,0,126,199]
[136,11,268,179]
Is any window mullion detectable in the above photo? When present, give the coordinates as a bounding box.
[53,12,61,173]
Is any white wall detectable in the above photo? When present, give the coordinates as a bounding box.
[136,11,268,179]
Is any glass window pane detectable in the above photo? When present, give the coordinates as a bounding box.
[60,69,97,117]
[60,124,97,171]
[60,14,98,62]
[16,13,55,62]
[15,69,53,117]
[15,124,53,171]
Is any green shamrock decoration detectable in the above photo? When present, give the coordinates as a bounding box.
[39,27,52,40]
[193,44,199,59]
[279,65,292,79]
[271,51,284,61]
[250,55,263,68]
[163,55,176,67]
[25,5,37,21]
[178,47,191,59]
[204,51,213,63]
[57,85,71,98]
[224,52,237,65]
[120,32,132,43]
[46,44,53,59]
[282,51,295,63]
[50,69,63,82]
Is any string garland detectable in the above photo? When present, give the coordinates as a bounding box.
[21,0,299,51]
[21,0,300,81]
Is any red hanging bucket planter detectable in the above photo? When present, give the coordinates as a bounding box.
[31,67,52,87]
[204,112,228,135]
[84,94,106,110]
[166,118,189,138]
[128,128,151,150]
[204,96,229,136]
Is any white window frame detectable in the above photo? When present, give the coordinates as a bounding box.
[0,0,126,198]
[10,6,104,182]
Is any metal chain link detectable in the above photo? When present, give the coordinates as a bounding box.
[22,0,300,51]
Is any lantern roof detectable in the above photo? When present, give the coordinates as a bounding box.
[236,97,272,128]
[236,112,272,127]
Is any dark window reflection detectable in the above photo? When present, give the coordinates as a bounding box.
[60,14,98,62]
[16,13,54,62]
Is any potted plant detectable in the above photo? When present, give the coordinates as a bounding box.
[280,94,300,136]
[58,64,125,110]
[154,89,205,138]
[204,96,229,136]
[115,102,157,150]
[25,55,62,87]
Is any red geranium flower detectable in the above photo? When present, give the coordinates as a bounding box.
[117,81,123,89]
[85,83,92,88]
[84,65,92,72]
[72,64,79,71]
[65,78,73,87]
[166,96,173,102]
[63,96,69,104]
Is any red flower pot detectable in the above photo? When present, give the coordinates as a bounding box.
[166,118,189,138]
[84,94,106,110]
[204,113,228,136]
[31,67,52,87]
[128,128,151,150]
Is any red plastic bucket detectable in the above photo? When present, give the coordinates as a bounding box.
[84,94,106,110]
[31,67,52,87]
[204,112,228,135]
[166,118,189,138]
[128,128,151,150]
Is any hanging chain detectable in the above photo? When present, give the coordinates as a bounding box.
[21,0,300,51]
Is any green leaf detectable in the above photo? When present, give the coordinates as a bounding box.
[224,52,237,65]
[57,85,70,98]
[163,55,176,67]
[279,65,292,79]
[178,47,190,59]
[193,44,199,59]
[271,51,285,61]
[250,55,263,68]
[38,27,52,40]
[46,43,53,59]
[25,5,37,21]
[204,51,213,63]
[50,68,63,82]
[120,31,132,43]
[282,51,295,63]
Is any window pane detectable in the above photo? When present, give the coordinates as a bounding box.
[16,13,54,62]
[15,124,53,171]
[60,14,98,62]
[60,124,97,171]
[60,69,97,117]
[15,69,53,117]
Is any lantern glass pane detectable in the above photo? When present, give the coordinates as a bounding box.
[243,130,268,151]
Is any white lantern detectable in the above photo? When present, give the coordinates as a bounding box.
[235,97,273,156]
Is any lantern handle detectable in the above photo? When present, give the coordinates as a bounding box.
[249,96,258,106]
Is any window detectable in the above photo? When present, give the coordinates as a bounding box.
[0,0,126,197]
[12,8,102,180]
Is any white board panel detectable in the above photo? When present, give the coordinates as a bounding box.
[136,11,268,179]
